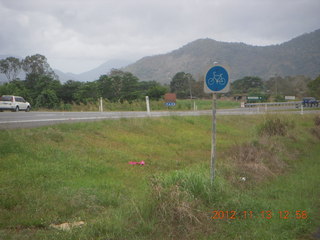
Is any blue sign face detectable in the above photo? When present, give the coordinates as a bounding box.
[165,102,176,106]
[205,66,229,92]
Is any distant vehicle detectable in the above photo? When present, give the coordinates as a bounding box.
[0,95,31,112]
[302,97,319,107]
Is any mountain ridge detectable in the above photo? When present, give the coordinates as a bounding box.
[1,29,319,84]
[54,59,133,82]
[123,29,320,83]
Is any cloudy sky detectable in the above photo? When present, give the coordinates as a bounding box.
[0,0,319,73]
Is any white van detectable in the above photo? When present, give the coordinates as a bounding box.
[0,95,31,112]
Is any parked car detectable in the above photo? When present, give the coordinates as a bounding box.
[0,95,31,112]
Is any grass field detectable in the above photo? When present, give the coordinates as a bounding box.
[0,114,319,239]
[55,99,240,112]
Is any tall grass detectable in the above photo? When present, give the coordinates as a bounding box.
[0,114,319,239]
[36,99,240,112]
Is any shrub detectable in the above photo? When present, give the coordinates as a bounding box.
[258,117,294,136]
[228,140,287,184]
[311,115,320,139]
[35,89,59,109]
[314,115,320,126]
[147,168,227,237]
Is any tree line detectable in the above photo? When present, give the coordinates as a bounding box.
[168,72,320,101]
[0,54,319,109]
[0,55,168,109]
[230,75,320,101]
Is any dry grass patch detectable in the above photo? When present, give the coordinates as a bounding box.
[258,116,295,137]
[149,176,210,239]
[228,138,288,184]
[311,115,320,140]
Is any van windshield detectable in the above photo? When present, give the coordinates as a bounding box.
[0,96,13,101]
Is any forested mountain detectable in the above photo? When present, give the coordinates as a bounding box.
[123,29,320,83]
[1,30,319,84]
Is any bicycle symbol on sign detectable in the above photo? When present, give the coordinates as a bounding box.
[208,72,226,85]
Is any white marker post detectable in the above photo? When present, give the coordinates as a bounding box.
[146,96,151,116]
[99,97,103,112]
[204,64,230,184]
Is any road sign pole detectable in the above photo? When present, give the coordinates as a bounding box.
[204,64,230,185]
[211,93,217,184]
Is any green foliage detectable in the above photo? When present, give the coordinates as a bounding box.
[73,81,99,104]
[0,66,166,110]
[25,73,61,106]
[57,80,82,103]
[1,52,317,111]
[231,75,312,101]
[232,76,264,94]
[273,94,285,102]
[98,70,167,103]
[22,54,57,79]
[307,75,320,99]
[35,89,60,109]
[146,85,167,100]
[0,54,61,108]
[265,75,311,98]
[0,79,29,98]
[170,72,195,99]
[192,79,210,98]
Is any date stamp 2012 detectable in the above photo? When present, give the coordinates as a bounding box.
[211,210,308,220]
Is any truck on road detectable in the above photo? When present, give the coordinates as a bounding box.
[302,97,319,107]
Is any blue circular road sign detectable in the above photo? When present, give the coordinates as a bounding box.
[205,65,229,92]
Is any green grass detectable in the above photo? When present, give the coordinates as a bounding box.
[45,99,240,112]
[0,114,319,239]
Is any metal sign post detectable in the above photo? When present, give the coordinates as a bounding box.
[204,64,230,184]
[211,93,217,184]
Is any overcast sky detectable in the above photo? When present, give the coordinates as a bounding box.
[0,0,319,73]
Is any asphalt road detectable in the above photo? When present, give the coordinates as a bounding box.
[0,108,319,129]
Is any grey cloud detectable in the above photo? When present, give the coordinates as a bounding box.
[0,0,319,73]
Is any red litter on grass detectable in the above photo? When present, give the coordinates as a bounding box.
[128,161,145,166]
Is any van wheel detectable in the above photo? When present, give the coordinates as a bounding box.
[15,106,19,112]
[25,106,30,112]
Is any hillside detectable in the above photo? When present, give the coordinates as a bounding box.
[55,59,133,83]
[123,29,320,83]
[0,56,131,83]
